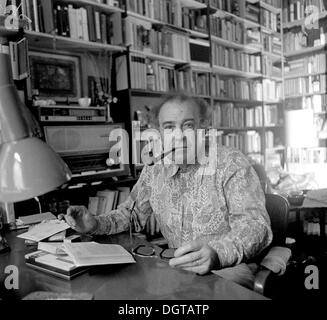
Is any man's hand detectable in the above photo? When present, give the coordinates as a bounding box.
[58,206,97,234]
[169,240,220,275]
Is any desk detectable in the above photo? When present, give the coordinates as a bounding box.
[0,231,266,300]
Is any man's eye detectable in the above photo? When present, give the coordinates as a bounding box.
[164,126,174,130]
[183,123,194,129]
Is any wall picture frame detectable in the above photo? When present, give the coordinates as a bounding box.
[28,51,81,102]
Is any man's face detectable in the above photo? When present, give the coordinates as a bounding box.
[158,100,200,165]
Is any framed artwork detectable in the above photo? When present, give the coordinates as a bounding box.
[28,51,81,102]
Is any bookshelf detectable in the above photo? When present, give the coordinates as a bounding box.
[1,0,287,176]
[282,0,327,188]
[111,0,286,173]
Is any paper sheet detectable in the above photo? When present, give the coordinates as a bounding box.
[18,212,56,225]
[17,220,70,242]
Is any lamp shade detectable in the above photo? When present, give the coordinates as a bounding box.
[0,137,71,202]
[285,109,318,148]
[0,40,71,203]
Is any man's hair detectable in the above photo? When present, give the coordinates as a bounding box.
[150,92,211,128]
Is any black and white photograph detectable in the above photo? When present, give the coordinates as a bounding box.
[0,0,326,308]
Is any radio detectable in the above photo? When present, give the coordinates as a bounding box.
[34,105,107,122]
[43,124,129,179]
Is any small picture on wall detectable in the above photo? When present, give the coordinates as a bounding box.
[28,51,81,102]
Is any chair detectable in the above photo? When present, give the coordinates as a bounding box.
[253,193,291,297]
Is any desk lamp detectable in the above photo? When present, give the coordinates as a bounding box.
[0,37,72,252]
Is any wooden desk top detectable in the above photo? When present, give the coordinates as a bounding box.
[0,231,267,300]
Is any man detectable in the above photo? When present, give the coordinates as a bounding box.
[61,93,272,278]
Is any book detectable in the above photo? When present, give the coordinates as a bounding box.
[62,242,135,267]
[17,220,70,242]
[25,250,89,280]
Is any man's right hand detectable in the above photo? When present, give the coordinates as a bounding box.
[58,206,98,234]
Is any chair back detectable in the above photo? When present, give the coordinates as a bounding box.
[265,193,289,246]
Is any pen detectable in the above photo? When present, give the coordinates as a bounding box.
[148,148,176,166]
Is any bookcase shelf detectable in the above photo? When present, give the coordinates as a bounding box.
[212,65,262,79]
[284,45,327,58]
[61,0,124,14]
[211,35,261,54]
[283,11,327,29]
[285,72,327,80]
[256,0,282,14]
[285,92,327,99]
[210,7,260,28]
[129,49,189,64]
[180,0,207,9]
[212,97,263,105]
[25,30,125,52]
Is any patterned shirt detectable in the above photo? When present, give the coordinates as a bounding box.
[94,146,272,268]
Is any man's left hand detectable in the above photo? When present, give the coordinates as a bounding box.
[169,240,220,275]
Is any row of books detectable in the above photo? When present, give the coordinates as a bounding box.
[212,103,280,128]
[88,187,130,216]
[261,8,279,33]
[216,131,262,154]
[213,103,263,128]
[212,77,282,101]
[209,0,261,24]
[116,53,199,93]
[124,17,190,61]
[285,75,327,97]
[23,0,123,45]
[262,56,282,78]
[211,76,263,101]
[210,16,244,44]
[263,79,282,101]
[212,44,262,74]
[9,38,29,81]
[285,95,327,113]
[282,0,327,23]
[287,147,327,164]
[125,0,207,32]
[262,33,282,54]
[283,26,327,52]
[285,53,327,76]
[191,71,210,96]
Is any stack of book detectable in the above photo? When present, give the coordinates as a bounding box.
[262,56,282,78]
[88,187,131,216]
[263,79,281,101]
[286,95,327,113]
[211,76,263,100]
[283,0,327,23]
[212,44,261,74]
[191,71,211,96]
[246,28,262,48]
[285,53,327,75]
[262,33,282,54]
[264,104,280,126]
[125,0,207,32]
[22,0,123,45]
[261,8,279,32]
[285,75,327,97]
[210,16,244,44]
[283,27,326,52]
[124,16,190,61]
[221,131,262,154]
[212,103,264,128]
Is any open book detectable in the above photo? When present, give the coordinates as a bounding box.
[62,242,135,267]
